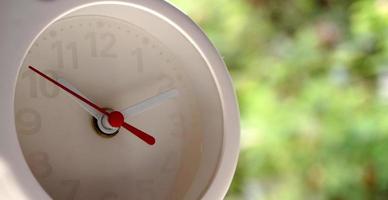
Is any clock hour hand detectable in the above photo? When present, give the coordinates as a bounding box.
[57,78,102,119]
[121,89,178,118]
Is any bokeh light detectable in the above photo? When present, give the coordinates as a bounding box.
[170,0,388,199]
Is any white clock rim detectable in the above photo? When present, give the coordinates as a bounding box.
[0,1,240,200]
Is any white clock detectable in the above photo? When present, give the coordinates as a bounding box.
[0,1,240,199]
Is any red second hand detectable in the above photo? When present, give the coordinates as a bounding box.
[28,66,108,115]
[28,66,156,145]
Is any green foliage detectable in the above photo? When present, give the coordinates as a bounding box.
[170,0,388,199]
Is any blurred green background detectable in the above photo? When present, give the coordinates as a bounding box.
[170,0,388,199]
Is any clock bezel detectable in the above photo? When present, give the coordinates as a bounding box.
[0,1,240,199]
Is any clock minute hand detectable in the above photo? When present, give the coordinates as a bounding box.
[28,66,156,145]
[121,89,178,118]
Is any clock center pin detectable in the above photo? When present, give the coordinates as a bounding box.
[93,108,121,137]
[108,111,125,127]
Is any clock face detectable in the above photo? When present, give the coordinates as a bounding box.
[14,14,223,200]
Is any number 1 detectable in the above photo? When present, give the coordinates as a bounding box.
[132,48,143,72]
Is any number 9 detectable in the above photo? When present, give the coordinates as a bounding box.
[15,108,41,135]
